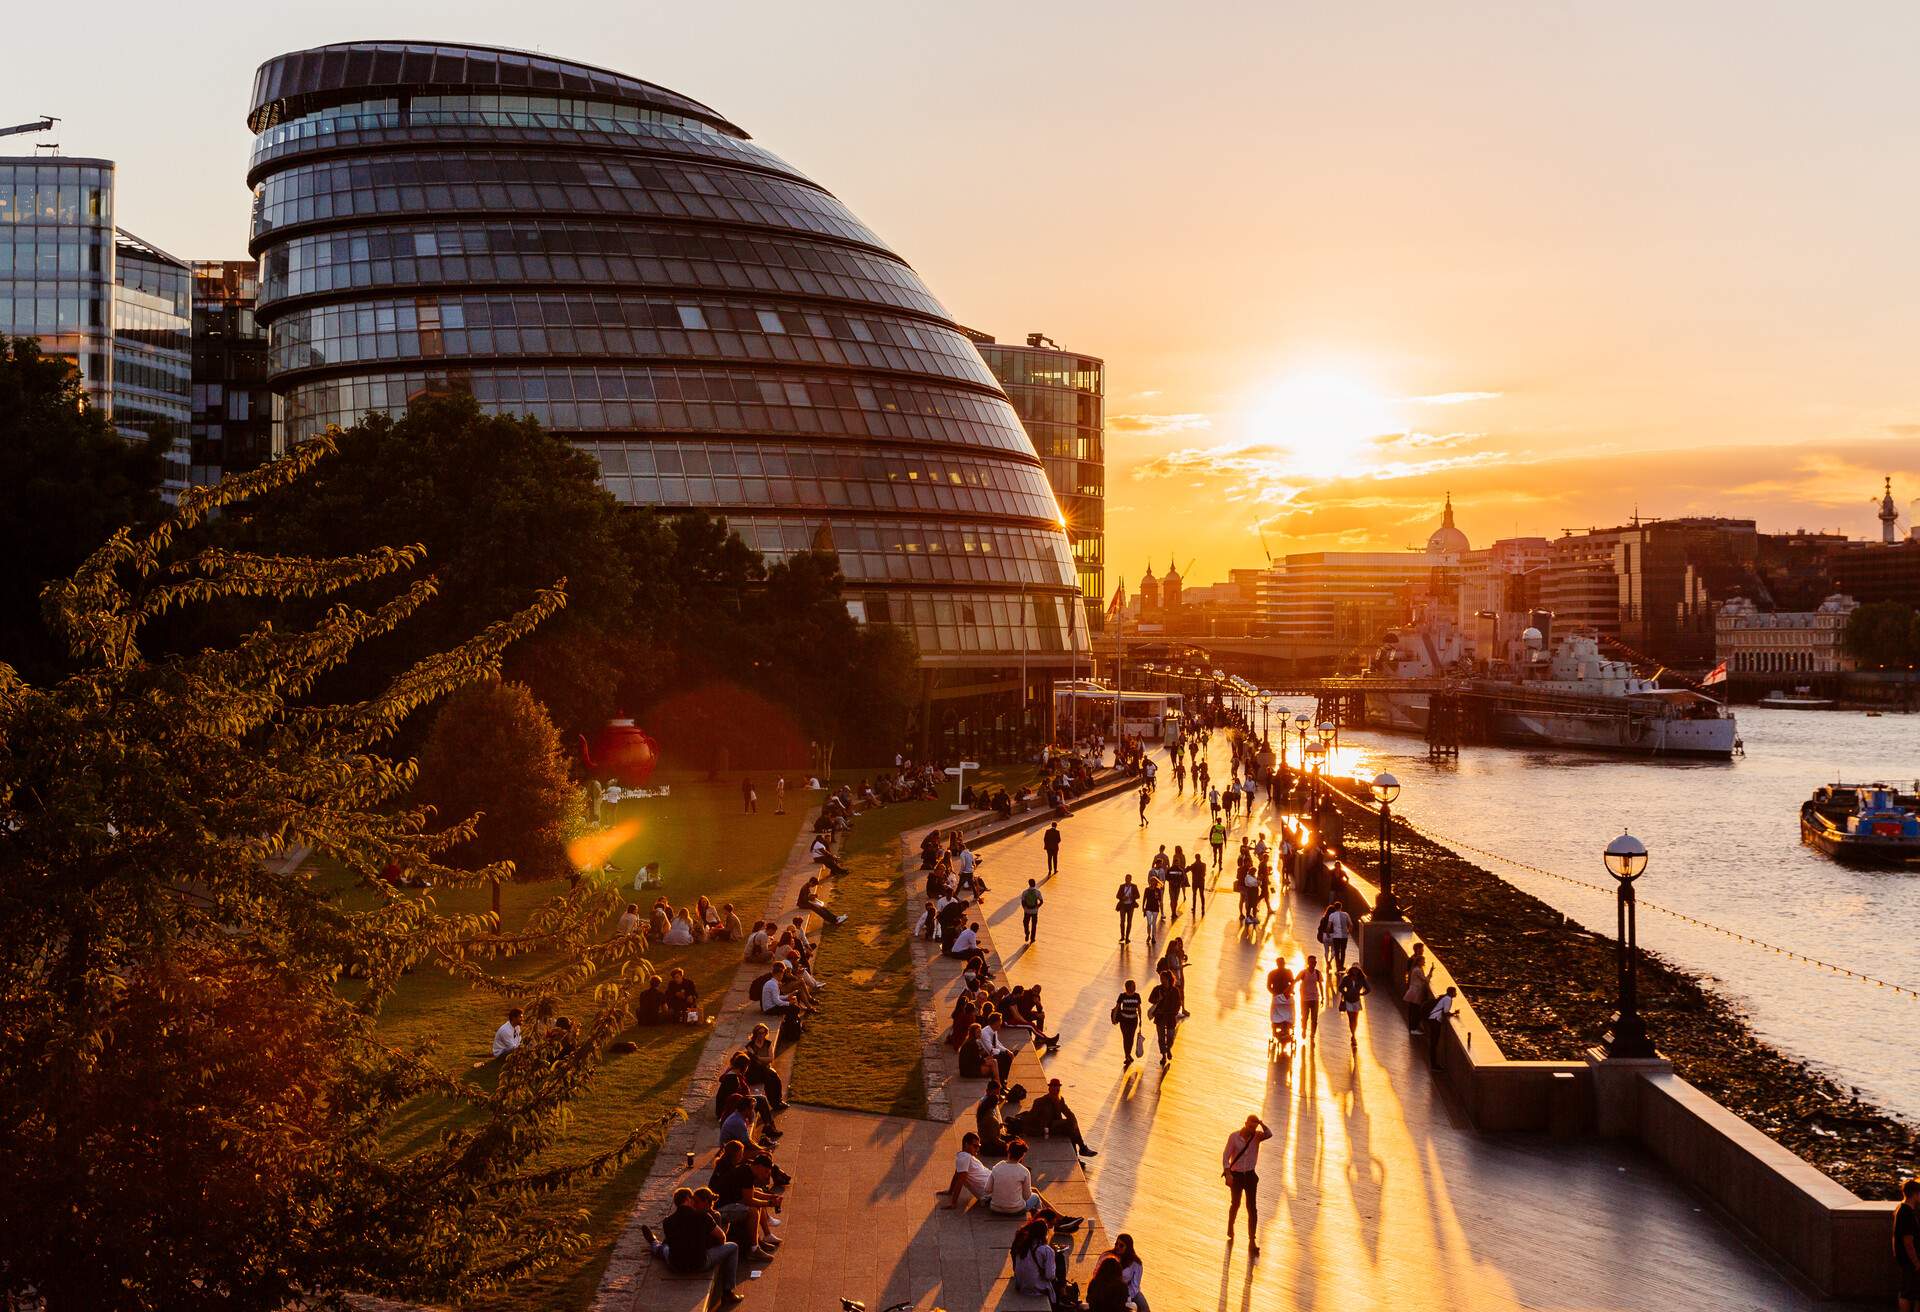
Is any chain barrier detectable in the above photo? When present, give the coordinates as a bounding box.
[1312,777,1920,1002]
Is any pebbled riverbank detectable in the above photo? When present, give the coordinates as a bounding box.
[1316,787,1919,1200]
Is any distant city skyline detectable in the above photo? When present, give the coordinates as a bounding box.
[10,1,1920,584]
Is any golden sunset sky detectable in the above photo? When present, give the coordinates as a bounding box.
[28,1,1920,586]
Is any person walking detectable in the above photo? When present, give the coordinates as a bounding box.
[1337,964,1370,1052]
[1222,1115,1273,1257]
[1173,755,1187,795]
[1138,784,1152,827]
[1189,852,1208,916]
[1142,876,1164,948]
[1019,879,1045,944]
[1320,899,1354,973]
[773,776,786,815]
[1209,817,1227,870]
[1298,955,1324,1039]
[1208,785,1222,819]
[1043,821,1062,877]
[1148,968,1182,1066]
[1115,873,1140,944]
[741,776,757,814]
[1112,979,1144,1070]
[1166,846,1189,919]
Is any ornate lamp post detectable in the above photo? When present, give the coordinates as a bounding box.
[1369,771,1403,921]
[1317,720,1337,779]
[1293,712,1311,771]
[1602,831,1655,1058]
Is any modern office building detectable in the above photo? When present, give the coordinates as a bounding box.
[246,41,1084,757]
[1262,499,1467,645]
[0,157,117,409]
[970,332,1105,631]
[1542,517,1757,666]
[190,260,278,483]
[112,232,193,492]
[0,157,190,492]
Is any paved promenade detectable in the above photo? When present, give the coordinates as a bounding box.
[976,735,1851,1312]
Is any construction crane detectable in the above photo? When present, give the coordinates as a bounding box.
[0,116,58,140]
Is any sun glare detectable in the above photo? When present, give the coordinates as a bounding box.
[1249,372,1397,480]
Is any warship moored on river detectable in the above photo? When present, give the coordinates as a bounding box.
[1350,613,1740,758]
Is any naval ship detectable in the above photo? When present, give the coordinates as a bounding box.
[1354,613,1740,758]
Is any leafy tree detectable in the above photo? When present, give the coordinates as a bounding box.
[0,338,165,682]
[1842,599,1919,667]
[0,441,662,1310]
[223,394,637,737]
[418,679,584,904]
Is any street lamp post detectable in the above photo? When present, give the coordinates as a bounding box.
[1369,771,1403,921]
[1602,831,1656,1058]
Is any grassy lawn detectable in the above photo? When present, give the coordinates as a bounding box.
[788,767,1029,1119]
[326,770,808,1310]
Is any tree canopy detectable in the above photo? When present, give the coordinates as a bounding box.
[418,678,584,886]
[219,395,918,761]
[0,338,166,683]
[1842,599,1920,667]
[0,442,664,1310]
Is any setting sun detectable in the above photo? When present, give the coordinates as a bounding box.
[1247,372,1398,480]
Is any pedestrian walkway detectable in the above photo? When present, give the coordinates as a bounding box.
[599,787,1122,1312]
[977,734,1855,1311]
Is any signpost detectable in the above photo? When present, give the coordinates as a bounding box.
[945,760,981,811]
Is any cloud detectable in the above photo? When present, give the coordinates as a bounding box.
[1132,389,1163,399]
[1370,429,1483,451]
[1405,390,1503,406]
[1109,412,1212,437]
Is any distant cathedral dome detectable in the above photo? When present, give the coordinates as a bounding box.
[1425,493,1470,555]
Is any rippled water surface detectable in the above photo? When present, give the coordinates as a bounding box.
[1285,706,1920,1120]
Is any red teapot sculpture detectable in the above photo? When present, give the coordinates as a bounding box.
[579,716,660,788]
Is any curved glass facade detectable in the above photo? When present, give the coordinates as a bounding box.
[248,41,1083,672]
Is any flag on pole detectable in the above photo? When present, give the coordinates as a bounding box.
[1106,586,1124,621]
[1701,659,1727,687]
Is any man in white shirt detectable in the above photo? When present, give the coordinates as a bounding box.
[986,1139,1052,1215]
[1222,1114,1273,1256]
[978,1017,1013,1083]
[492,1007,524,1058]
[938,1132,996,1208]
[810,834,849,878]
[760,963,803,1024]
[945,921,980,960]
[1322,901,1355,972]
[957,845,977,881]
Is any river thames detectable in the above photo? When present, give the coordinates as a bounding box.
[1278,705,1920,1123]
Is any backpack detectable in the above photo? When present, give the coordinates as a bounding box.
[1020,887,1043,910]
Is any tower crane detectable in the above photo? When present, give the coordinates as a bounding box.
[0,116,58,140]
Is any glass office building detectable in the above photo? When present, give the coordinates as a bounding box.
[0,157,117,409]
[971,335,1105,632]
[113,232,193,492]
[190,260,279,483]
[247,42,1085,755]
